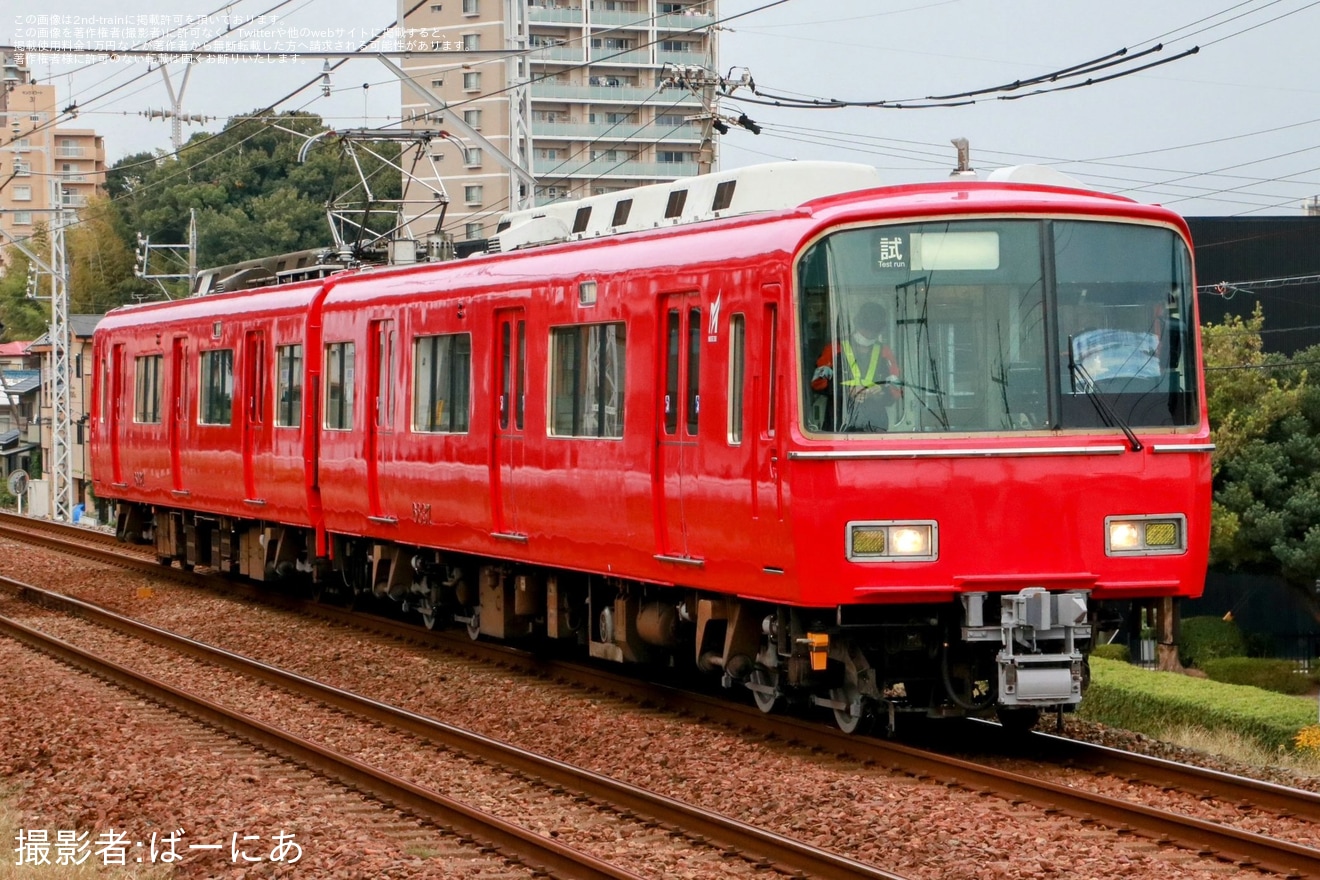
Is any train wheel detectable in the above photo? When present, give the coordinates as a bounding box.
[418,598,438,630]
[750,667,782,714]
[830,685,870,734]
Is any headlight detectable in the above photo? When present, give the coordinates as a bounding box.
[847,520,938,562]
[1105,514,1186,556]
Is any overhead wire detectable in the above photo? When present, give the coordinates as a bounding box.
[0,1,433,253]
[2,0,309,154]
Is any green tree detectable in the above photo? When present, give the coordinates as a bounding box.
[0,230,51,340]
[1203,307,1320,618]
[67,195,152,311]
[110,110,401,274]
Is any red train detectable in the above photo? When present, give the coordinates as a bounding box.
[91,161,1211,732]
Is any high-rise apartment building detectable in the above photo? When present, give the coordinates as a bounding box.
[398,0,718,245]
[1,48,107,252]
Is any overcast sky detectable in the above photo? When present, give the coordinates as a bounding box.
[8,0,1320,217]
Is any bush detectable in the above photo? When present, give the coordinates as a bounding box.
[1079,658,1316,753]
[1090,643,1130,662]
[1201,657,1318,695]
[1178,615,1245,667]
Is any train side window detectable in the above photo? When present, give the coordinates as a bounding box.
[413,333,471,433]
[685,307,701,435]
[549,322,626,438]
[516,320,526,431]
[373,320,396,429]
[99,356,108,424]
[274,344,303,427]
[198,348,234,426]
[728,314,745,444]
[324,341,355,430]
[134,354,163,423]
[764,303,777,437]
[664,309,680,435]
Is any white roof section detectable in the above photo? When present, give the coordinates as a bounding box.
[985,165,1088,189]
[493,161,886,252]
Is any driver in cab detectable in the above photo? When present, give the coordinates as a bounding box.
[812,301,902,432]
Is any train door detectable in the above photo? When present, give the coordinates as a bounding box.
[107,343,126,487]
[654,292,703,563]
[491,308,526,539]
[168,337,188,494]
[365,319,396,521]
[753,295,790,567]
[241,330,266,502]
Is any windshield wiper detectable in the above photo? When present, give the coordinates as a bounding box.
[1067,335,1142,452]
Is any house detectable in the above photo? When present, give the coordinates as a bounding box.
[0,340,40,480]
[24,315,102,518]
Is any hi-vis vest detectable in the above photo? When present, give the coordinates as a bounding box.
[841,341,881,386]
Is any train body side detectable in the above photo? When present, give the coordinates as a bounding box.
[89,175,1212,725]
[92,178,1209,622]
[312,215,802,600]
[91,281,329,535]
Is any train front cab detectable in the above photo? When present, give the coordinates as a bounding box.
[772,203,1211,731]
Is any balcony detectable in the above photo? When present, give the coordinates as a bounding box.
[61,172,88,183]
[55,146,86,159]
[532,81,701,105]
[656,50,707,67]
[656,10,715,30]
[588,10,652,27]
[534,156,698,179]
[528,5,584,23]
[534,120,703,143]
[528,44,586,63]
[589,47,651,64]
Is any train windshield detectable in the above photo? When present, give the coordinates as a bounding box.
[797,218,1198,435]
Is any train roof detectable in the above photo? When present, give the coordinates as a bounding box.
[492,160,887,251]
[98,162,1189,325]
[95,274,336,332]
[489,162,1172,255]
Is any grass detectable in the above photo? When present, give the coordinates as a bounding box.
[1156,723,1320,778]
[1079,658,1320,778]
[0,799,173,880]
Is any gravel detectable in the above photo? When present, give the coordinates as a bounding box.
[2,538,1316,880]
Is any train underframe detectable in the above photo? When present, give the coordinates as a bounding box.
[118,502,1098,734]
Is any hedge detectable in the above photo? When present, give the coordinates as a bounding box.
[1178,615,1245,667]
[1078,658,1317,752]
[1200,657,1319,696]
[1090,643,1130,662]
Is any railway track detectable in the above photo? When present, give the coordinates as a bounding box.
[4,513,1319,877]
[0,572,907,880]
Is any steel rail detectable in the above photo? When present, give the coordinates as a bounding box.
[6,517,1318,876]
[0,609,644,880]
[0,575,908,880]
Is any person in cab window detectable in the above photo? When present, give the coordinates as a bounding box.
[812,301,901,432]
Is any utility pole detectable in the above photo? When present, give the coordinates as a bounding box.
[48,197,73,522]
[504,0,534,210]
[0,203,75,522]
[660,65,759,174]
